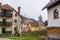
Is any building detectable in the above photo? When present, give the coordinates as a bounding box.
[42,0,60,40]
[20,16,39,31]
[22,24,31,32]
[28,20,39,31]
[0,3,21,36]
[38,15,46,31]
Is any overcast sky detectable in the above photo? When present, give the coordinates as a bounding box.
[0,0,50,21]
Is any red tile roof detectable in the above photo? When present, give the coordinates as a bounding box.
[1,4,13,11]
[28,21,39,27]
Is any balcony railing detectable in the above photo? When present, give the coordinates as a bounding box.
[6,22,12,26]
[0,21,12,26]
[0,12,12,18]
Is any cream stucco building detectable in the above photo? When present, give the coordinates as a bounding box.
[0,3,21,35]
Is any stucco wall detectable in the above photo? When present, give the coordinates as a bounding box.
[31,27,39,31]
[48,4,60,27]
[12,10,21,34]
[6,27,11,31]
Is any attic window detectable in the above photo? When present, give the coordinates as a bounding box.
[54,9,59,19]
[15,14,17,16]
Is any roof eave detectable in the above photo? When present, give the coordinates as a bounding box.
[41,0,60,11]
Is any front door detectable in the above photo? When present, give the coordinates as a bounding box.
[2,27,6,33]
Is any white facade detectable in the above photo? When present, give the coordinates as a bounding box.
[48,4,60,27]
[12,10,21,34]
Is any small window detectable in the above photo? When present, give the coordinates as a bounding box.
[54,9,59,19]
[14,19,17,23]
[2,19,6,25]
[15,14,17,16]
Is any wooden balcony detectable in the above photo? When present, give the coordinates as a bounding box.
[0,12,12,18]
[0,21,12,26]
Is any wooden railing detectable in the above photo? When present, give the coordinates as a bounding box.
[0,21,12,26]
[0,12,12,18]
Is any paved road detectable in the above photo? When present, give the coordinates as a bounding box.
[0,38,12,40]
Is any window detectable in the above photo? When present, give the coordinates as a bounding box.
[15,14,17,16]
[3,10,7,13]
[2,19,6,25]
[14,19,17,23]
[54,9,59,19]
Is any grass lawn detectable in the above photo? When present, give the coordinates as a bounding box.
[0,31,45,40]
[0,36,44,40]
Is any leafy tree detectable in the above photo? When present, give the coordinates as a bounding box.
[44,20,48,26]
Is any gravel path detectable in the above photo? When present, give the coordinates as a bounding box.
[0,38,12,40]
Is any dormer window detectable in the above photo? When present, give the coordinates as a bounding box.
[15,14,17,16]
[54,9,59,19]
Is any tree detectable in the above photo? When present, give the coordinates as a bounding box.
[44,20,48,26]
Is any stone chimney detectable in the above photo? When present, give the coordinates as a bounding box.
[18,7,21,15]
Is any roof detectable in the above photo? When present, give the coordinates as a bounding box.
[1,4,21,16]
[20,16,39,27]
[20,15,28,19]
[42,0,60,10]
[1,4,13,11]
[29,22,39,27]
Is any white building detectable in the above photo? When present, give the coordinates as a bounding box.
[0,3,21,36]
[42,0,60,40]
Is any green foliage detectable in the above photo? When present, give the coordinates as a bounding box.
[21,31,41,36]
[0,31,44,40]
[0,36,44,40]
[9,36,44,40]
[44,20,48,26]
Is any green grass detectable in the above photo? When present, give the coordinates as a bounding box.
[0,36,44,40]
[0,31,45,40]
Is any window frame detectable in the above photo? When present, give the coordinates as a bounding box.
[14,19,17,23]
[15,14,17,16]
[53,9,59,19]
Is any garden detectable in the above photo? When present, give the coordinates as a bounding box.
[0,31,45,40]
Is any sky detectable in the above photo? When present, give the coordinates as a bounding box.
[0,0,50,21]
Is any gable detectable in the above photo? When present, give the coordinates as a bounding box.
[1,4,13,11]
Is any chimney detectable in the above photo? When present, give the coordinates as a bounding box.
[18,7,21,15]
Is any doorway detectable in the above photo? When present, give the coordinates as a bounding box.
[2,27,6,33]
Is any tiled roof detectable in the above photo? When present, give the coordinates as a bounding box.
[1,4,13,11]
[28,21,39,27]
[42,0,60,10]
[1,4,21,16]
